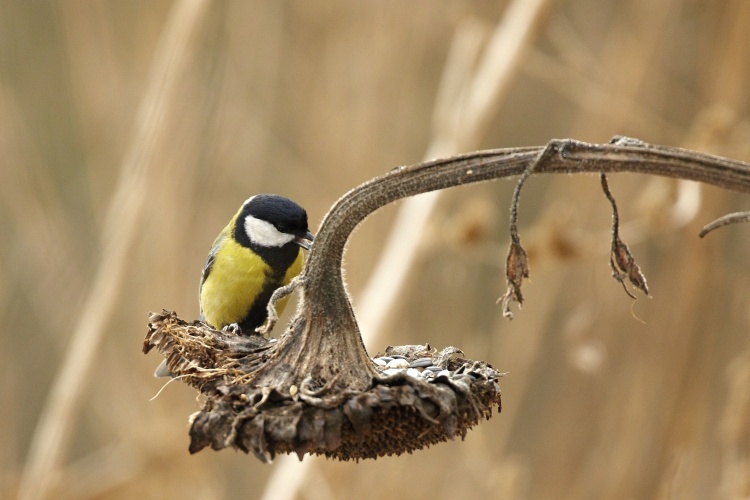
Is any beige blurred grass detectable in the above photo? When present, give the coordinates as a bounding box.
[1,1,749,499]
[18,1,210,499]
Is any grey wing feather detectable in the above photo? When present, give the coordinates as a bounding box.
[198,231,226,320]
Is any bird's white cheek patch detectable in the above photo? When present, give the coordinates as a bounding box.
[244,215,295,247]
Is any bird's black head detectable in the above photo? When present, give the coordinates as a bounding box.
[234,194,313,250]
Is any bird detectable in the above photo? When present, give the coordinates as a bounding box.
[155,194,314,377]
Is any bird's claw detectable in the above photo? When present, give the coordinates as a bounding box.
[222,323,242,335]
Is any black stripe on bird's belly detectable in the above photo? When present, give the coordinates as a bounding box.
[237,277,281,332]
[237,242,299,332]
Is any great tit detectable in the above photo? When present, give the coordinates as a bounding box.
[199,194,314,331]
[154,194,313,377]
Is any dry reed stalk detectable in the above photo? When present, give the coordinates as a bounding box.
[579,4,749,498]
[18,1,209,499]
[718,353,750,499]
[0,86,86,333]
[259,0,552,498]
[505,4,683,497]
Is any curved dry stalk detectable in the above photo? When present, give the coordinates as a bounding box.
[297,138,750,348]
[699,211,750,237]
[146,137,750,461]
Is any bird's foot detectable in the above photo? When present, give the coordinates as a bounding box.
[222,323,242,335]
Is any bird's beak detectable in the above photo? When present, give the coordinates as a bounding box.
[294,231,315,251]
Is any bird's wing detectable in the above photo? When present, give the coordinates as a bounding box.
[199,227,229,318]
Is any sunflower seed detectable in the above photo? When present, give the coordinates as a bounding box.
[408,357,433,368]
[386,358,409,369]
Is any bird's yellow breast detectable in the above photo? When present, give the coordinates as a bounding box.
[199,237,303,330]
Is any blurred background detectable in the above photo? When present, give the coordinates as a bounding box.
[2,1,750,499]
